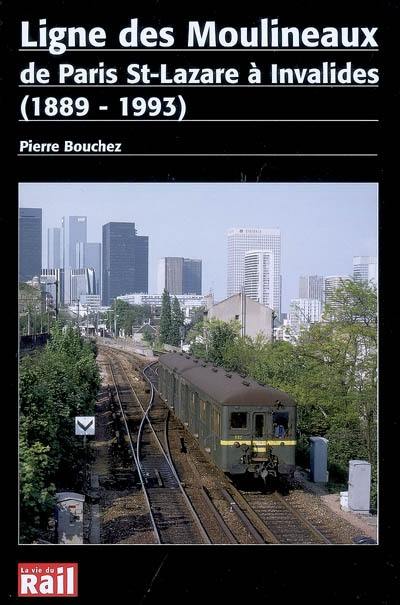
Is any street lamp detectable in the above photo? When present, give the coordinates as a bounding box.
[271,311,277,343]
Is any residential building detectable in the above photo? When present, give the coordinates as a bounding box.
[206,292,273,340]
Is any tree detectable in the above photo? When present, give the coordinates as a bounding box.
[170,297,185,347]
[188,318,241,364]
[109,299,152,336]
[142,324,156,346]
[159,289,172,344]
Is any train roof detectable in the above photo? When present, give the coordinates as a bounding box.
[158,352,295,407]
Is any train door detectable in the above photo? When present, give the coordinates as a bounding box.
[252,412,266,458]
[253,413,265,439]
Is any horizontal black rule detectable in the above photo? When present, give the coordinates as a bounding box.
[15,154,379,183]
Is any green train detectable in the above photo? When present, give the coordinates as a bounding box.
[158,352,297,484]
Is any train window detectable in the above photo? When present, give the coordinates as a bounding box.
[272,411,289,438]
[230,412,248,429]
[254,414,264,438]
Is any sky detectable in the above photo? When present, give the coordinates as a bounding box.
[19,182,378,313]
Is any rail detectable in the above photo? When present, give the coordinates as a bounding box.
[104,348,211,544]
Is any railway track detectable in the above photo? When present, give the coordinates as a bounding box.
[103,347,210,544]
[138,352,333,544]
[102,345,335,545]
[240,490,331,544]
[143,356,334,545]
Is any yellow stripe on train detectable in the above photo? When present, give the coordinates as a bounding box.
[220,440,297,447]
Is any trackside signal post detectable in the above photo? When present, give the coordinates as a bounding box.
[75,415,95,488]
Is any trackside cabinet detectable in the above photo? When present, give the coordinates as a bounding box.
[348,460,371,514]
[309,437,328,483]
[56,492,85,544]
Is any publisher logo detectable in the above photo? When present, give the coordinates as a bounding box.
[18,563,78,597]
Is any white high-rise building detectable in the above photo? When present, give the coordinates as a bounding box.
[227,228,281,317]
[288,298,322,337]
[244,250,275,309]
[353,256,377,285]
[64,267,96,305]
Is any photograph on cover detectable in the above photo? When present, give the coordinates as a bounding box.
[18,182,377,545]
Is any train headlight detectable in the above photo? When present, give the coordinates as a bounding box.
[234,441,241,448]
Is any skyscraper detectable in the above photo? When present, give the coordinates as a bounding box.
[64,268,96,305]
[353,256,377,285]
[19,207,42,282]
[244,250,275,309]
[299,275,324,302]
[134,235,149,294]
[62,216,87,269]
[157,257,202,295]
[77,242,102,296]
[183,258,202,295]
[102,222,149,305]
[227,228,281,318]
[47,227,61,269]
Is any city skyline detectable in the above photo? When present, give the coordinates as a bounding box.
[19,183,378,311]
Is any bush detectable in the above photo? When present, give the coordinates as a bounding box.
[19,324,100,541]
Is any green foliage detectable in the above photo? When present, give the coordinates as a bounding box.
[19,324,100,541]
[159,289,172,344]
[170,297,185,347]
[108,299,152,336]
[140,324,156,346]
[188,318,241,364]
[158,291,186,347]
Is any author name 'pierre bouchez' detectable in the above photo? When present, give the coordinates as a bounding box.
[19,140,122,153]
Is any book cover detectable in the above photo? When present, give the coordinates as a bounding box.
[2,0,398,601]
